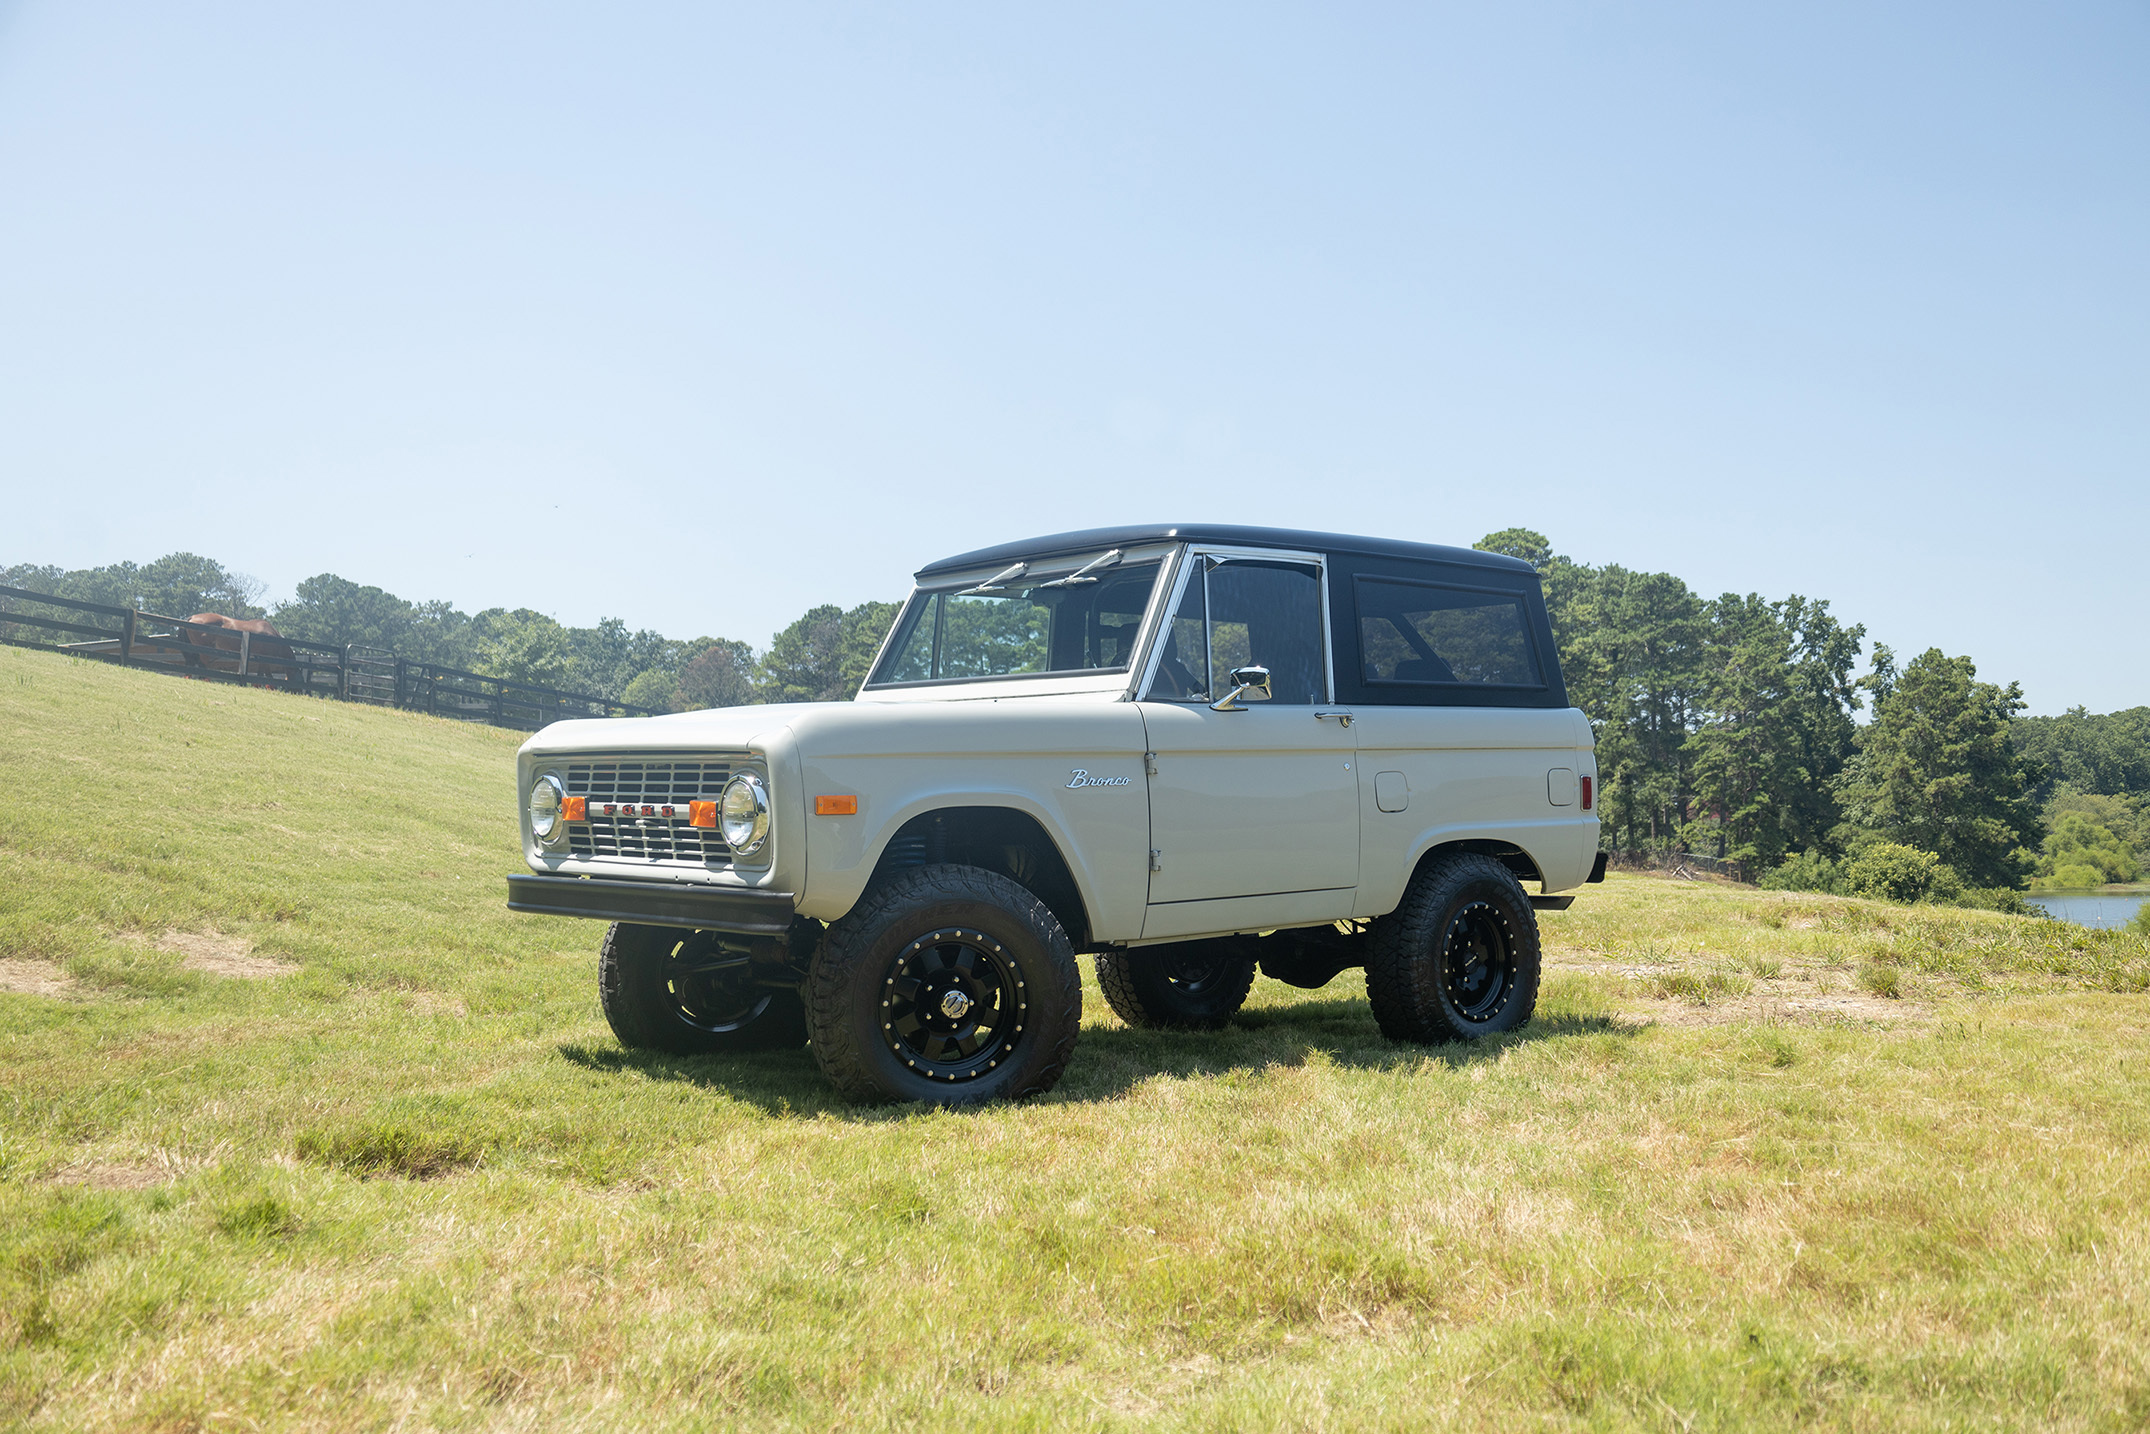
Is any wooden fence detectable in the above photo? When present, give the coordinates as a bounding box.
[0,585,651,730]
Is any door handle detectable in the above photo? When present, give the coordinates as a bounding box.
[1314,710,1354,728]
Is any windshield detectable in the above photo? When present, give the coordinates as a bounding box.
[871,557,1166,686]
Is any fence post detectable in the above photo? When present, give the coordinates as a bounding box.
[120,610,136,667]
[340,645,351,700]
[237,628,251,682]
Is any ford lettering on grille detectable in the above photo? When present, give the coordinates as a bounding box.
[564,757,740,866]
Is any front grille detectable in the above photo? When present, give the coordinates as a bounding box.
[563,756,739,866]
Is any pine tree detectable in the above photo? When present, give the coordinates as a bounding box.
[1837,649,2042,888]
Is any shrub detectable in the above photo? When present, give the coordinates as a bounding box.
[2033,812,2140,889]
[1954,887,2036,916]
[1842,843,1962,905]
[1761,849,1842,894]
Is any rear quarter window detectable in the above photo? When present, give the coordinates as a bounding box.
[1358,579,1540,687]
[1334,565,1564,708]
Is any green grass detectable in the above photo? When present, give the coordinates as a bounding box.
[5,643,2150,1431]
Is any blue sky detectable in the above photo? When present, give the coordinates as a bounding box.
[2,2,2143,713]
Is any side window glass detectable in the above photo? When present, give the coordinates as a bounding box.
[1207,560,1324,705]
[1356,579,1541,687]
[884,596,937,682]
[1145,556,1328,704]
[1147,567,1209,701]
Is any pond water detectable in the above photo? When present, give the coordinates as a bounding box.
[2025,889,2148,931]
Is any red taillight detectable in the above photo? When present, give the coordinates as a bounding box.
[1580,776,1594,810]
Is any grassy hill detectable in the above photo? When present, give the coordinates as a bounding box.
[4,642,2149,1432]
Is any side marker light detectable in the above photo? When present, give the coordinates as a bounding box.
[815,795,858,816]
[687,800,718,829]
[1580,776,1594,811]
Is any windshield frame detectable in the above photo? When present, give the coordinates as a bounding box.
[859,543,1186,698]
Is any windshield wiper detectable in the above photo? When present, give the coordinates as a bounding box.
[954,562,1028,597]
[1036,549,1123,588]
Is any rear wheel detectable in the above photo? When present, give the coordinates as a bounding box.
[599,922,807,1055]
[807,865,1082,1105]
[1094,940,1257,1030]
[1365,854,1540,1043]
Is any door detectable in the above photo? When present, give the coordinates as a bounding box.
[1137,552,1359,922]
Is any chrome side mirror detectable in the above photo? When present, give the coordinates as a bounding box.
[1211,664,1272,711]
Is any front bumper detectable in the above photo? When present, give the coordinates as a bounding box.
[505,874,796,934]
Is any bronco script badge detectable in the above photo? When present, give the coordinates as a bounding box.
[1066,769,1133,788]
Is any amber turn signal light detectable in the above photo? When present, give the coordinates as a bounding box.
[561,796,587,821]
[687,800,718,828]
[814,795,858,816]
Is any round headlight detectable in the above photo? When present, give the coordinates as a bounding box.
[528,773,564,840]
[719,773,770,855]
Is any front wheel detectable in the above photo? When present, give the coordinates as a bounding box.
[1094,940,1257,1030]
[599,922,807,1055]
[1364,854,1541,1043]
[807,865,1082,1105]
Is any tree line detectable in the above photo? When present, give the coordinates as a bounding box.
[1471,529,2146,902]
[1,554,894,712]
[9,543,2147,899]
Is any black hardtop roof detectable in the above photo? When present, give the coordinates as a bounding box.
[914,524,1535,579]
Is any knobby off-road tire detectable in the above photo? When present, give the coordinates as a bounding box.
[1094,940,1258,1030]
[807,864,1082,1106]
[599,922,807,1055]
[1365,853,1541,1044]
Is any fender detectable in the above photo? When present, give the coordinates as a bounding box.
[793,767,1149,938]
[1355,814,1602,919]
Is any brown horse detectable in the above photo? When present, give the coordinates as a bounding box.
[185,613,296,680]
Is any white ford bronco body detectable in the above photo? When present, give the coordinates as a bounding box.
[508,525,1603,1104]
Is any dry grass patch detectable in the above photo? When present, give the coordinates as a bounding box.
[1552,927,1935,1027]
[150,930,295,979]
[1641,990,1927,1028]
[0,959,75,999]
[45,1161,168,1190]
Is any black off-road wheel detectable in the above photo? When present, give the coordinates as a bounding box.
[1365,853,1541,1044]
[599,922,807,1055]
[1094,940,1257,1030]
[807,865,1082,1105]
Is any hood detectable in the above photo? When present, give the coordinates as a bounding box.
[519,701,832,757]
[518,692,1132,759]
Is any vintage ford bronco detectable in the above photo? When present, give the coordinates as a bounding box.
[508,525,1603,1104]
